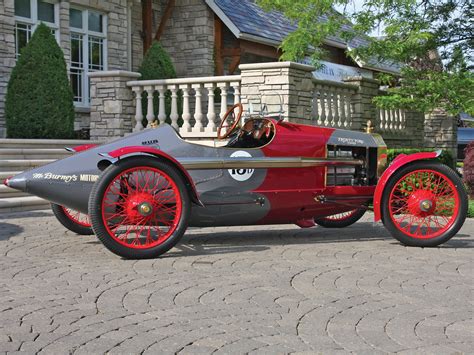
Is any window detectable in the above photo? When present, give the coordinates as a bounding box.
[69,8,107,106]
[14,0,59,58]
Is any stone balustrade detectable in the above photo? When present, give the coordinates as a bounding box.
[376,107,407,134]
[311,79,358,129]
[126,75,241,137]
[89,62,436,149]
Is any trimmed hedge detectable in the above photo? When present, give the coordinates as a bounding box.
[469,200,474,218]
[139,41,177,126]
[5,23,74,138]
[387,148,456,169]
[463,142,474,198]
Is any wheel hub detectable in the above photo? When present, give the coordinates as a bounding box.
[125,193,155,221]
[138,202,153,216]
[408,190,436,217]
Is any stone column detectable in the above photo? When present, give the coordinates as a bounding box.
[89,70,141,141]
[343,76,380,131]
[424,108,458,157]
[239,62,315,121]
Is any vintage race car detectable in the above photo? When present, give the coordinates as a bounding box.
[4,104,468,259]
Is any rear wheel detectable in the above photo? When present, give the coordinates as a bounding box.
[381,161,467,247]
[51,203,93,235]
[88,157,191,259]
[314,207,366,228]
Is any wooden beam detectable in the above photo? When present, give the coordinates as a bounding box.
[214,15,224,75]
[228,56,241,75]
[142,0,153,53]
[240,40,281,59]
[155,0,175,41]
[222,48,241,57]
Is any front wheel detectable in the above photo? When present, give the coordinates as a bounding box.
[381,161,467,247]
[314,207,366,228]
[88,157,191,259]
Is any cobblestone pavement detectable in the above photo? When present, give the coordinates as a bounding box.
[0,210,473,354]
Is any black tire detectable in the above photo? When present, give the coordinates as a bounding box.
[381,161,468,247]
[51,203,93,235]
[88,157,191,259]
[314,207,367,228]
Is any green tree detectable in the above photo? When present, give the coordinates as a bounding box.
[138,41,178,125]
[5,23,74,138]
[257,0,474,115]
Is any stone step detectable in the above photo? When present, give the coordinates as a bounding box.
[0,196,51,213]
[0,138,100,149]
[0,171,22,182]
[0,148,72,160]
[0,159,55,172]
[0,184,29,197]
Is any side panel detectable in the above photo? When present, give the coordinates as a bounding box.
[373,151,439,221]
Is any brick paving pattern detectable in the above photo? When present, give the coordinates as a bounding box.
[0,211,473,354]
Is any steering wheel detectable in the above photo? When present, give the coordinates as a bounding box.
[217,103,243,139]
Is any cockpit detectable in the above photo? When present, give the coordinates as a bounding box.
[217,103,277,149]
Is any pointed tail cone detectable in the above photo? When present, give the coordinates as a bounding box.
[4,174,27,192]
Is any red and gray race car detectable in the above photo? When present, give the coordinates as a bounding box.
[4,104,468,259]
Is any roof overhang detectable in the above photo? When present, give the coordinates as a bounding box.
[206,0,401,75]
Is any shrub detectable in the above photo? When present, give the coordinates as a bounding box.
[138,41,178,126]
[387,148,456,169]
[463,142,474,198]
[5,23,74,138]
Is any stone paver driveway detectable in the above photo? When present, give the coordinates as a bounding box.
[0,211,473,354]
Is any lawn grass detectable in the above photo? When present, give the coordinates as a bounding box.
[469,199,474,218]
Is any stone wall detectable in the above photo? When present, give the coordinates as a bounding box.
[0,0,15,138]
[240,62,315,121]
[343,76,380,131]
[0,0,136,137]
[89,71,140,141]
[130,0,143,71]
[424,109,457,157]
[153,0,215,77]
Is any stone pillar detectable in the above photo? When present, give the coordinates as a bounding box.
[343,76,380,131]
[89,70,141,141]
[405,110,425,147]
[424,109,458,157]
[239,62,315,121]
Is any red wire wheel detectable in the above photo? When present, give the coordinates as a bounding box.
[51,203,93,235]
[88,157,191,259]
[314,207,366,228]
[381,161,467,247]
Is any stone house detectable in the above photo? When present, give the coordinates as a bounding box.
[0,0,400,139]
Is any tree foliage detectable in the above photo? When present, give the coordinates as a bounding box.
[257,0,473,115]
[5,23,75,138]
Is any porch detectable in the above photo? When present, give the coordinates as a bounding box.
[88,61,456,152]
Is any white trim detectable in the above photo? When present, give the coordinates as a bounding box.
[14,0,60,56]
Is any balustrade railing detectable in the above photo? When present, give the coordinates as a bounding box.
[375,91,407,135]
[127,75,241,137]
[376,107,407,134]
[311,79,358,129]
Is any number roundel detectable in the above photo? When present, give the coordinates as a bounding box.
[228,151,254,181]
